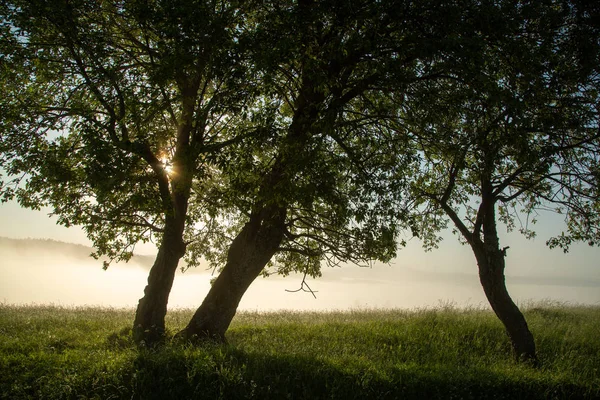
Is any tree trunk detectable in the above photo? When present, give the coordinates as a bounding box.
[175,70,322,343]
[133,220,186,345]
[473,245,537,364]
[470,195,538,364]
[175,205,286,342]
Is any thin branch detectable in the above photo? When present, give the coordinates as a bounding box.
[285,268,318,299]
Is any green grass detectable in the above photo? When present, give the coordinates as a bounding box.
[1,303,599,399]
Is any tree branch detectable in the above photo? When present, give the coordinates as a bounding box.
[285,268,318,299]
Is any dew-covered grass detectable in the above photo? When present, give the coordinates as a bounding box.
[1,302,598,399]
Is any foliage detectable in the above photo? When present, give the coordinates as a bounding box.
[0,0,255,265]
[395,0,600,251]
[1,304,599,399]
[0,0,432,283]
[183,0,449,277]
[4,0,595,281]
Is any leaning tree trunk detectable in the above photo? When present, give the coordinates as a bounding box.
[473,245,537,364]
[133,217,187,345]
[471,199,537,364]
[175,205,286,342]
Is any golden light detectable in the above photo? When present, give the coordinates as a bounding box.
[160,155,175,176]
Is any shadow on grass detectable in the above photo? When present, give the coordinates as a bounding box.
[128,345,590,400]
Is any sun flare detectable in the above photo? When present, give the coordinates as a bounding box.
[160,156,174,176]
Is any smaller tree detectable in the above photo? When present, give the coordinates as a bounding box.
[396,0,599,363]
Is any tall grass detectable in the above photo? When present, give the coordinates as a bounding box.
[1,302,598,399]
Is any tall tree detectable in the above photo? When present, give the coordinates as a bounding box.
[394,0,599,363]
[0,0,257,344]
[176,0,476,341]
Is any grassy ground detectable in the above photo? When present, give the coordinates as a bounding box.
[0,303,598,399]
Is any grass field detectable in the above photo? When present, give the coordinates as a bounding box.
[1,302,599,399]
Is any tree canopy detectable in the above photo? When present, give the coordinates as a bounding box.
[0,0,256,261]
[1,0,598,353]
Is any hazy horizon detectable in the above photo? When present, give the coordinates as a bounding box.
[1,234,598,311]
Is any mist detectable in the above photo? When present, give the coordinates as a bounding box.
[1,237,599,310]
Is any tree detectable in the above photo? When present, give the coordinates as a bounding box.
[175,0,484,341]
[176,0,404,341]
[0,0,257,344]
[394,0,599,363]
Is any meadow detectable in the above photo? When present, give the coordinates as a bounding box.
[1,303,598,399]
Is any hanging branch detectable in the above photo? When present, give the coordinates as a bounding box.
[285,267,318,299]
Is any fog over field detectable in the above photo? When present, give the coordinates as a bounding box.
[1,237,598,310]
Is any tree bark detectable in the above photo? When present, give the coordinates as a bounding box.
[471,196,537,364]
[175,205,286,342]
[473,244,537,364]
[133,219,187,345]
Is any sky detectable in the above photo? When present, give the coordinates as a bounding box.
[1,199,599,310]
